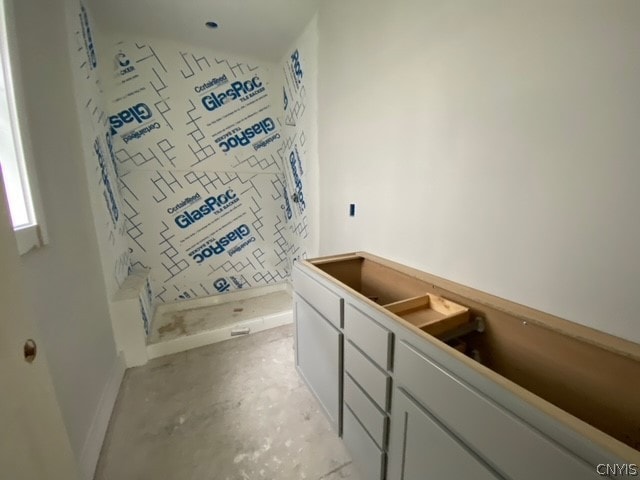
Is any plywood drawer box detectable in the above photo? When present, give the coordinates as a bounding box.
[384,293,469,337]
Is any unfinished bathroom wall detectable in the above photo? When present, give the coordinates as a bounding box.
[67,1,155,360]
[101,35,291,303]
[67,1,131,296]
[278,15,319,261]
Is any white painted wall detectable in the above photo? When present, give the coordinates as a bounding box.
[318,0,640,343]
[7,0,122,475]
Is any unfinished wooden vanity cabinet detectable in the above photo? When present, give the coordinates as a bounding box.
[293,252,640,480]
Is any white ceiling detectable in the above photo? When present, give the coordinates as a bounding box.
[88,0,320,62]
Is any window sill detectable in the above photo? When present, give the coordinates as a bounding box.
[15,224,44,255]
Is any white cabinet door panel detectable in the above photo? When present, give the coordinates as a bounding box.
[394,341,600,480]
[294,294,342,432]
[388,388,500,480]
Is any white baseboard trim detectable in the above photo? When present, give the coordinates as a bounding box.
[147,310,293,359]
[79,352,126,480]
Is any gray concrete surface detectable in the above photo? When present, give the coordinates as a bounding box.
[95,324,359,480]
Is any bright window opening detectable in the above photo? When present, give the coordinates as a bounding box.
[0,0,46,255]
[0,53,35,229]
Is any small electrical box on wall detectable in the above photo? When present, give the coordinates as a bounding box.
[349,204,356,217]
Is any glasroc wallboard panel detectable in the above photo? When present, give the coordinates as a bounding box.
[106,41,281,173]
[101,33,314,303]
[119,169,290,302]
[69,2,131,295]
[280,37,314,263]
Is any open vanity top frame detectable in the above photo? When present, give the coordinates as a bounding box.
[301,251,640,462]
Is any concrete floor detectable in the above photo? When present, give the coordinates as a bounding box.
[95,324,360,480]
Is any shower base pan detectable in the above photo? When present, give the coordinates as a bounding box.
[147,284,292,359]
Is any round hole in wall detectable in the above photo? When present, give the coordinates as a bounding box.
[205,21,219,29]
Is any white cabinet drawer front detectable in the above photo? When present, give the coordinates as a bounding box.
[345,340,390,411]
[343,405,386,480]
[293,266,342,329]
[294,295,342,432]
[345,303,392,370]
[344,373,388,449]
[388,388,500,480]
[395,341,601,480]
